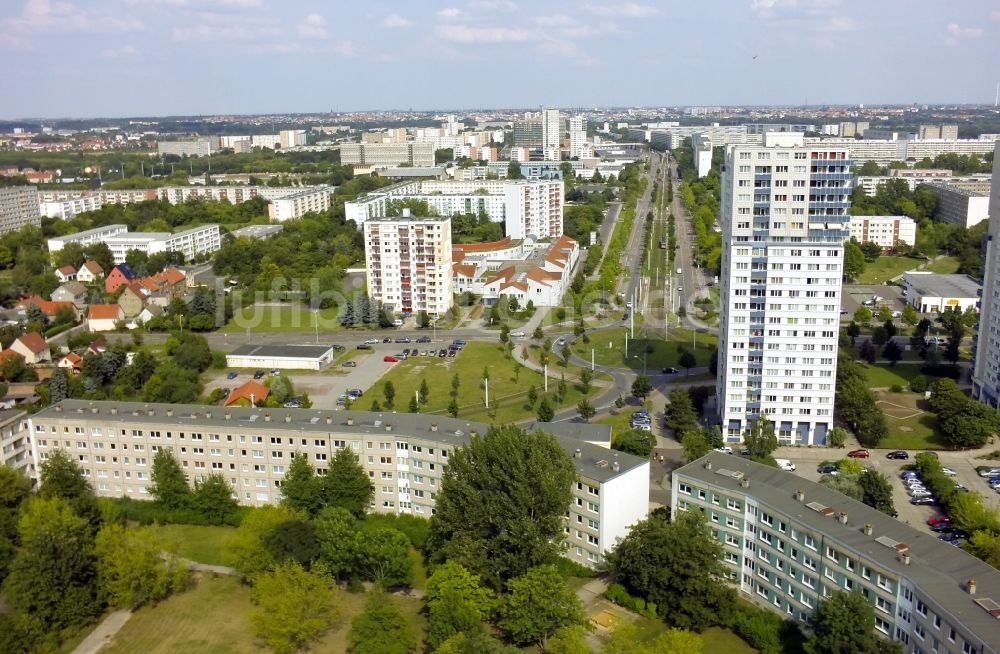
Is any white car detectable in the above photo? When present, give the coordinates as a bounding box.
[909,489,932,497]
[510,331,525,338]
[941,467,957,476]
[364,338,379,345]
[714,446,733,454]
[775,459,796,472]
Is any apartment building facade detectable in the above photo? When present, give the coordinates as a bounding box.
[364,215,454,315]
[847,216,916,250]
[569,115,589,159]
[0,186,41,234]
[267,187,332,221]
[157,138,218,157]
[0,410,31,476]
[46,224,221,263]
[541,108,561,161]
[673,453,1000,654]
[339,143,435,168]
[28,401,649,568]
[922,184,990,228]
[972,143,1000,408]
[39,194,103,220]
[716,133,850,445]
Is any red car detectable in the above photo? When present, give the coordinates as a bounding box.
[847,449,870,459]
[383,355,399,362]
[927,516,951,527]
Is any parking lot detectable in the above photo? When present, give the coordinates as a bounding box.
[841,283,906,319]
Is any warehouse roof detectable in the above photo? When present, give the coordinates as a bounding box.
[227,344,333,359]
[903,272,981,299]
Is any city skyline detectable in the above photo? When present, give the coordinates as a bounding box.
[1,0,999,118]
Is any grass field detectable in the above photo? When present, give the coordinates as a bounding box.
[857,255,924,284]
[370,342,592,423]
[573,327,717,371]
[864,363,923,388]
[101,574,426,654]
[596,402,653,438]
[144,523,235,566]
[874,390,947,450]
[221,305,345,333]
[628,617,758,653]
[924,256,960,274]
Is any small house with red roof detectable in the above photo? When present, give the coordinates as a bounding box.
[57,352,83,373]
[87,305,123,332]
[117,282,147,319]
[54,265,77,283]
[9,332,51,365]
[15,296,80,321]
[76,260,104,283]
[224,380,269,407]
[104,263,138,294]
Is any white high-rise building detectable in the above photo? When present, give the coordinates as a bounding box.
[569,115,588,159]
[364,214,453,315]
[973,142,1000,407]
[716,133,852,445]
[542,108,561,161]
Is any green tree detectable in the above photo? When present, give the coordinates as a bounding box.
[192,473,238,524]
[149,449,191,510]
[4,497,101,630]
[313,507,358,580]
[858,470,895,516]
[38,448,102,530]
[547,625,591,654]
[429,425,576,587]
[167,331,213,372]
[383,380,396,409]
[425,561,498,648]
[579,368,593,394]
[853,306,872,324]
[353,527,412,588]
[451,373,461,398]
[743,417,778,460]
[348,592,417,654]
[497,565,586,649]
[804,591,893,654]
[876,305,893,324]
[606,512,735,630]
[901,303,918,327]
[448,398,460,418]
[601,622,703,654]
[324,447,374,518]
[0,351,26,382]
[665,388,699,436]
[679,350,697,373]
[420,378,430,405]
[613,429,653,457]
[250,561,340,654]
[882,340,902,366]
[95,524,189,609]
[827,427,849,448]
[408,395,420,413]
[263,520,320,568]
[842,240,865,281]
[227,504,305,578]
[681,429,711,462]
[507,160,523,180]
[576,398,595,422]
[536,396,554,422]
[631,374,652,400]
[280,454,324,517]
[532,325,544,340]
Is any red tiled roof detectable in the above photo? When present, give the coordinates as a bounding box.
[81,260,104,274]
[88,304,122,320]
[57,265,77,275]
[452,237,512,253]
[16,295,75,317]
[453,263,477,278]
[225,380,269,407]
[502,281,528,292]
[15,332,48,354]
[62,352,82,365]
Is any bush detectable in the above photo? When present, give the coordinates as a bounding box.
[211,351,228,369]
[603,583,658,619]
[727,605,787,654]
[909,376,929,393]
[889,384,904,393]
[359,513,430,551]
[549,556,596,580]
[110,496,248,527]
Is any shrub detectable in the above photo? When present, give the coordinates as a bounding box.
[909,376,929,393]
[889,384,904,393]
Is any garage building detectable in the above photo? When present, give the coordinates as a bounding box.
[226,344,334,371]
[903,272,981,314]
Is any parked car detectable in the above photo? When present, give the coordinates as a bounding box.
[976,466,1000,477]
[438,349,448,357]
[926,516,951,527]
[909,489,932,498]
[402,349,411,357]
[336,394,347,405]
[342,361,357,368]
[364,338,379,345]
[452,339,467,347]
[847,449,870,458]
[900,471,920,479]
[739,447,750,456]
[270,368,279,376]
[253,370,265,380]
[941,467,957,476]
[356,343,372,350]
[383,355,399,362]
[886,451,908,460]
[662,367,679,374]
[818,463,839,475]
[416,336,431,343]
[383,337,392,343]
[775,459,796,472]
[347,389,363,399]
[448,349,457,357]
[910,497,936,505]
[930,523,955,533]
[511,331,525,338]
[226,371,238,380]
[714,446,733,454]
[556,338,566,346]
[331,344,345,351]
[395,337,410,344]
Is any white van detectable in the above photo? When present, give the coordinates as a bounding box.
[775,459,796,472]
[676,267,683,275]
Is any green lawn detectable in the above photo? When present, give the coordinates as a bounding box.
[924,256,960,274]
[863,363,923,388]
[220,305,344,333]
[369,342,592,423]
[857,255,923,284]
[874,391,949,450]
[143,523,236,566]
[101,574,426,654]
[596,402,653,439]
[573,327,716,371]
[628,617,758,653]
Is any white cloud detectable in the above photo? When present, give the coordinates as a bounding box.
[1,0,143,49]
[945,22,983,45]
[298,13,329,39]
[437,7,463,19]
[382,13,412,29]
[125,0,263,6]
[435,24,534,44]
[100,44,139,59]
[992,10,1000,21]
[469,0,517,11]
[819,16,858,32]
[585,3,659,18]
[535,14,575,27]
[333,40,358,57]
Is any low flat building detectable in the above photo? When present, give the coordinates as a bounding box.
[157,137,218,157]
[922,183,991,227]
[847,216,916,250]
[229,224,284,240]
[672,452,1000,653]
[339,142,435,169]
[225,344,334,371]
[28,400,649,568]
[903,272,981,314]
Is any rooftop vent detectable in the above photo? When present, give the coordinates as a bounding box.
[612,461,620,473]
[973,597,1000,618]
[968,579,977,596]
[373,420,382,428]
[715,468,744,481]
[309,417,319,424]
[875,535,910,555]
[285,414,292,423]
[347,416,354,426]
[806,501,835,517]
[595,459,609,468]
[575,448,582,459]
[431,423,438,432]
[795,490,805,502]
[249,414,259,422]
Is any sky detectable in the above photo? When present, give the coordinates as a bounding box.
[1,0,999,118]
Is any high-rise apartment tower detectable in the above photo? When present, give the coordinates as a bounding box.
[972,142,1000,407]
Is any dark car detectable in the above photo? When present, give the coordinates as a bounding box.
[342,361,357,368]
[416,336,431,343]
[331,344,345,351]
[886,451,908,460]
[930,524,955,533]
[817,463,839,475]
[347,389,363,399]
[402,349,411,357]
[395,337,410,344]
[910,497,936,505]
[662,367,679,374]
[448,349,457,357]
[939,532,963,543]
[226,371,238,380]
[383,337,392,343]
[356,343,372,350]
[253,370,265,380]
[438,349,447,357]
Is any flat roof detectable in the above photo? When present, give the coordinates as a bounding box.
[903,272,982,299]
[227,344,333,359]
[33,400,638,484]
[678,452,1000,644]
[50,224,127,240]
[921,183,989,198]
[230,224,284,239]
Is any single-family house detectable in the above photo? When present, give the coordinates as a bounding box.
[57,352,82,373]
[15,296,80,321]
[138,268,187,302]
[86,338,107,356]
[76,260,104,283]
[9,332,51,365]
[117,283,146,319]
[55,265,77,283]
[50,281,88,309]
[87,305,123,332]
[134,304,164,325]
[104,263,138,294]
[224,380,269,407]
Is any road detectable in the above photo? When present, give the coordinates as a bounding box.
[622,152,662,309]
[668,157,713,331]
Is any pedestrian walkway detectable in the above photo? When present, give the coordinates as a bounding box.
[71,610,132,654]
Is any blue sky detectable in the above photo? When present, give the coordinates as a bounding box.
[1,0,999,118]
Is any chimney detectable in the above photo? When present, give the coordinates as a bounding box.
[864,523,873,536]
[612,461,620,472]
[431,423,438,432]
[968,579,977,595]
[264,413,271,422]
[386,423,393,432]
[740,478,750,488]
[225,412,231,420]
[325,415,333,424]
[902,553,911,566]
[55,405,62,412]
[285,414,292,423]
[795,490,805,502]
[838,512,848,525]
[110,407,117,415]
[575,448,582,459]
[205,411,212,420]
[704,460,712,470]
[347,416,354,426]
[91,407,98,414]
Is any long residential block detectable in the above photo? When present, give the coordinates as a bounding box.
[28,400,650,568]
[973,143,1000,408]
[673,452,1000,654]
